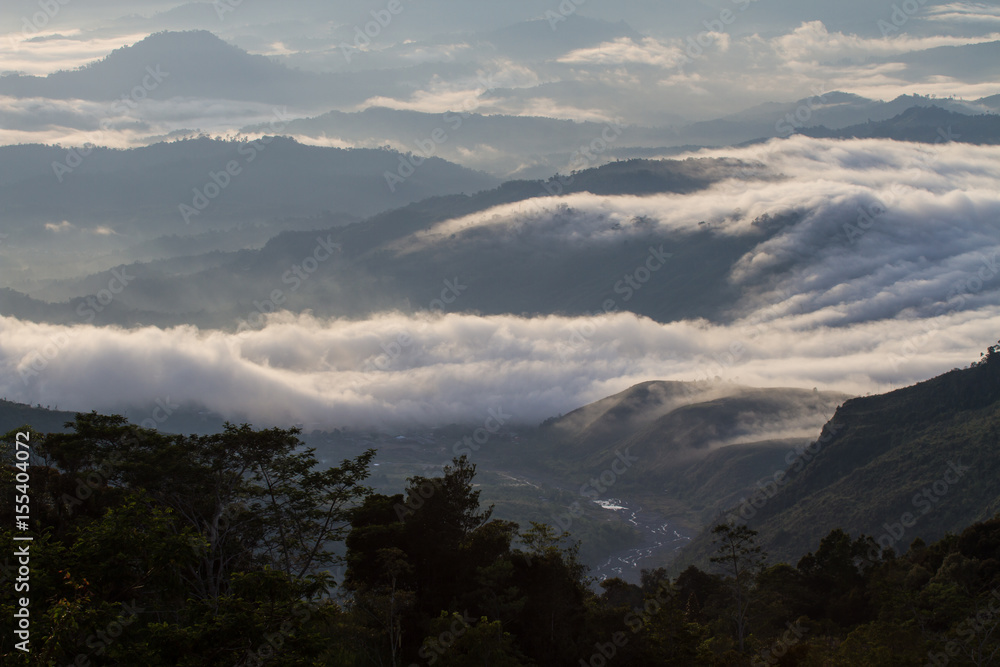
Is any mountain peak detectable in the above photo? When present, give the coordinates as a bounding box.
[87,29,283,77]
[0,29,296,102]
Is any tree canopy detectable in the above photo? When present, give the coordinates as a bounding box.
[2,414,999,665]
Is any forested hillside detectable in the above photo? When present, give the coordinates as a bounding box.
[3,411,999,665]
[681,343,1000,568]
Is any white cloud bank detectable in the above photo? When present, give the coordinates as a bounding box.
[1,306,994,431]
[3,137,1000,430]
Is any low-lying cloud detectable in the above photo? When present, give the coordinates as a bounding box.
[2,304,997,431]
[3,138,1000,431]
[396,138,1000,326]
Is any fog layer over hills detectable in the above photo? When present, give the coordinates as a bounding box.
[3,136,1000,429]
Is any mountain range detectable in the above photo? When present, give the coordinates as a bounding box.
[6,344,999,574]
[0,137,495,234]
[6,6,1000,664]
[799,105,1000,144]
[0,157,758,324]
[3,16,1000,573]
[4,30,999,176]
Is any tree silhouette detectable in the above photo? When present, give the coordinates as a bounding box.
[710,522,767,652]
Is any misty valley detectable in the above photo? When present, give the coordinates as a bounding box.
[3,2,1000,665]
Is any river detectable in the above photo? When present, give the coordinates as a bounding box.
[590,497,692,584]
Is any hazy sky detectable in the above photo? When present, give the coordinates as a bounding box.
[2,0,999,146]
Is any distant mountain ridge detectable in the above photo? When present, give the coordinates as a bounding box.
[256,95,1000,183]
[243,107,667,179]
[672,92,997,146]
[1,157,766,326]
[0,137,497,234]
[2,28,996,162]
[798,106,1000,144]
[0,30,399,106]
[0,399,76,435]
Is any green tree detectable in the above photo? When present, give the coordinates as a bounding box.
[710,522,767,652]
[41,413,375,600]
[420,612,527,667]
[1,414,375,665]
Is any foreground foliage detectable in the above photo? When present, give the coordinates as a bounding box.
[1,414,998,665]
